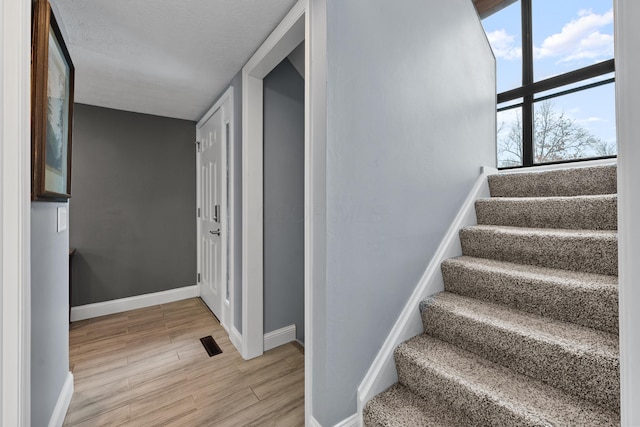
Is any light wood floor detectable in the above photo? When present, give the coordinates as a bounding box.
[64,298,304,426]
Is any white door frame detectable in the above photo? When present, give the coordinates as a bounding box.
[196,87,235,337]
[241,0,307,360]
[1,0,32,424]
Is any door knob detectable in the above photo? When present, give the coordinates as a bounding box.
[210,229,221,236]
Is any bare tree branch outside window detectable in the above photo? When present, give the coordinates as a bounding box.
[497,101,616,168]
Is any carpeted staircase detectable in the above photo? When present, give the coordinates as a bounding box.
[364,165,620,426]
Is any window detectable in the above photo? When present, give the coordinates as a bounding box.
[483,0,616,168]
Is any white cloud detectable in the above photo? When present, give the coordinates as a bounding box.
[486,29,522,60]
[577,117,604,123]
[535,9,614,63]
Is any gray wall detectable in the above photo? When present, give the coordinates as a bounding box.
[263,59,305,342]
[313,0,496,423]
[31,202,70,427]
[70,104,196,305]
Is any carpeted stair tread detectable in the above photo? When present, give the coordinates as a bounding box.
[365,165,620,423]
[442,256,618,333]
[363,383,474,427]
[475,194,617,230]
[488,165,616,198]
[419,292,619,410]
[395,334,619,426]
[460,225,618,276]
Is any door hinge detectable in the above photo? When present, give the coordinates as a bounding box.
[197,273,201,283]
[197,207,201,218]
[195,140,201,152]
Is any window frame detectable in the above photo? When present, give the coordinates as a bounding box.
[495,0,616,169]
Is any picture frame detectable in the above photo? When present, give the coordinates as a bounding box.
[31,0,75,202]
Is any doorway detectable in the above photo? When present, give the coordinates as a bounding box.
[241,0,306,361]
[263,52,305,348]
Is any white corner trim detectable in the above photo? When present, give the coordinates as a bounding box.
[306,0,323,424]
[229,326,243,355]
[48,372,73,427]
[264,324,297,351]
[1,0,32,424]
[615,1,640,424]
[309,414,360,427]
[70,285,198,321]
[356,166,497,415]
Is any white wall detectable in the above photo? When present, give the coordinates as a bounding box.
[614,1,640,425]
[312,0,496,423]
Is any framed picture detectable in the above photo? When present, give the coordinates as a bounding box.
[31,0,75,201]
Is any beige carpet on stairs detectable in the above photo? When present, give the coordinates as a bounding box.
[364,165,620,426]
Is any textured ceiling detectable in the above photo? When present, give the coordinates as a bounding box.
[51,0,298,121]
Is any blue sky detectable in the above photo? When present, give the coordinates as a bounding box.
[482,0,616,161]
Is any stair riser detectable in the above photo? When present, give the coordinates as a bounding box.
[395,348,546,427]
[459,228,618,276]
[363,384,476,427]
[441,261,619,334]
[475,197,617,230]
[488,165,617,198]
[420,305,620,412]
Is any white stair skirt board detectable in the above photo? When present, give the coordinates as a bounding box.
[356,166,498,416]
[264,324,297,351]
[70,285,198,321]
[309,414,360,427]
[48,372,73,427]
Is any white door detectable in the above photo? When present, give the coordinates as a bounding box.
[197,104,228,322]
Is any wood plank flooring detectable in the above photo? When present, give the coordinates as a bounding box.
[64,298,304,426]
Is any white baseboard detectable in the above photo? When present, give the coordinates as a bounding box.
[334,413,360,427]
[48,372,73,427]
[356,166,497,415]
[70,285,198,321]
[264,324,296,351]
[230,325,243,355]
[309,414,360,427]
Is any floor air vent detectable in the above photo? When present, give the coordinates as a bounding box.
[200,335,223,357]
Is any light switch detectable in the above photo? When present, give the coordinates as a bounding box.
[57,206,67,232]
